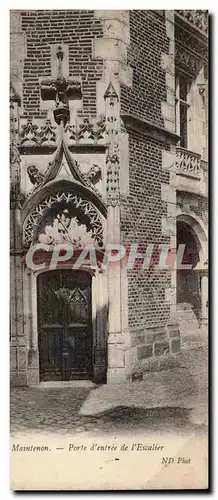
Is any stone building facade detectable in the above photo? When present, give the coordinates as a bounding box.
[10,10,208,386]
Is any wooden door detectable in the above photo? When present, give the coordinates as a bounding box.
[38,270,92,381]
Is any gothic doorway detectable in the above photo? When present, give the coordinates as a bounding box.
[37,269,93,381]
[176,220,201,320]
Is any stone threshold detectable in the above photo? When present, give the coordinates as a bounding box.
[31,381,96,389]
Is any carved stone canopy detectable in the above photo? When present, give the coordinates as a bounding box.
[25,136,106,216]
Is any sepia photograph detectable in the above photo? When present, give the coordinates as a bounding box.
[10,7,209,490]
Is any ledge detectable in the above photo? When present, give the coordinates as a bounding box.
[19,144,106,155]
[121,113,181,144]
[175,12,208,42]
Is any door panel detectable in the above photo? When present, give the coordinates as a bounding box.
[39,327,63,381]
[38,270,92,381]
[65,326,92,380]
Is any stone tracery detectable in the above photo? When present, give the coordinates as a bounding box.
[23,191,104,248]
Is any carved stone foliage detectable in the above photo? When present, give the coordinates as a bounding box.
[40,119,57,145]
[10,83,22,208]
[177,10,208,35]
[104,83,120,206]
[79,164,102,193]
[86,164,102,184]
[175,27,208,61]
[23,192,104,248]
[64,116,106,145]
[38,209,95,247]
[27,165,44,187]
[20,117,106,148]
[175,44,204,76]
[20,119,57,147]
[106,143,120,205]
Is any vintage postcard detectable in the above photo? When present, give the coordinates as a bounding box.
[10,8,209,490]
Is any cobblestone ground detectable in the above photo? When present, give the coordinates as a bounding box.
[11,385,204,436]
[11,344,207,437]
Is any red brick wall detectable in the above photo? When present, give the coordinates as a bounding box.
[120,10,172,329]
[121,131,172,328]
[20,10,103,118]
[121,10,168,127]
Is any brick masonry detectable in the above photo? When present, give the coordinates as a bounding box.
[20,10,104,117]
[10,10,208,385]
[120,131,173,328]
[121,10,168,127]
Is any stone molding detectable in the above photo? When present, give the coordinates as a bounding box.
[121,113,180,144]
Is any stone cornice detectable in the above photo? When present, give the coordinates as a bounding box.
[18,144,106,155]
[175,11,208,42]
[121,113,181,144]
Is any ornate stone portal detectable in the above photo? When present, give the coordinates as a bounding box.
[10,40,127,386]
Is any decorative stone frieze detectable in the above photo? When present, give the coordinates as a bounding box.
[177,10,208,35]
[19,116,106,148]
[175,27,208,61]
[175,44,204,76]
[175,13,208,79]
[20,119,57,147]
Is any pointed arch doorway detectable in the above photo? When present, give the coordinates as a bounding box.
[37,269,93,381]
[23,180,108,385]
